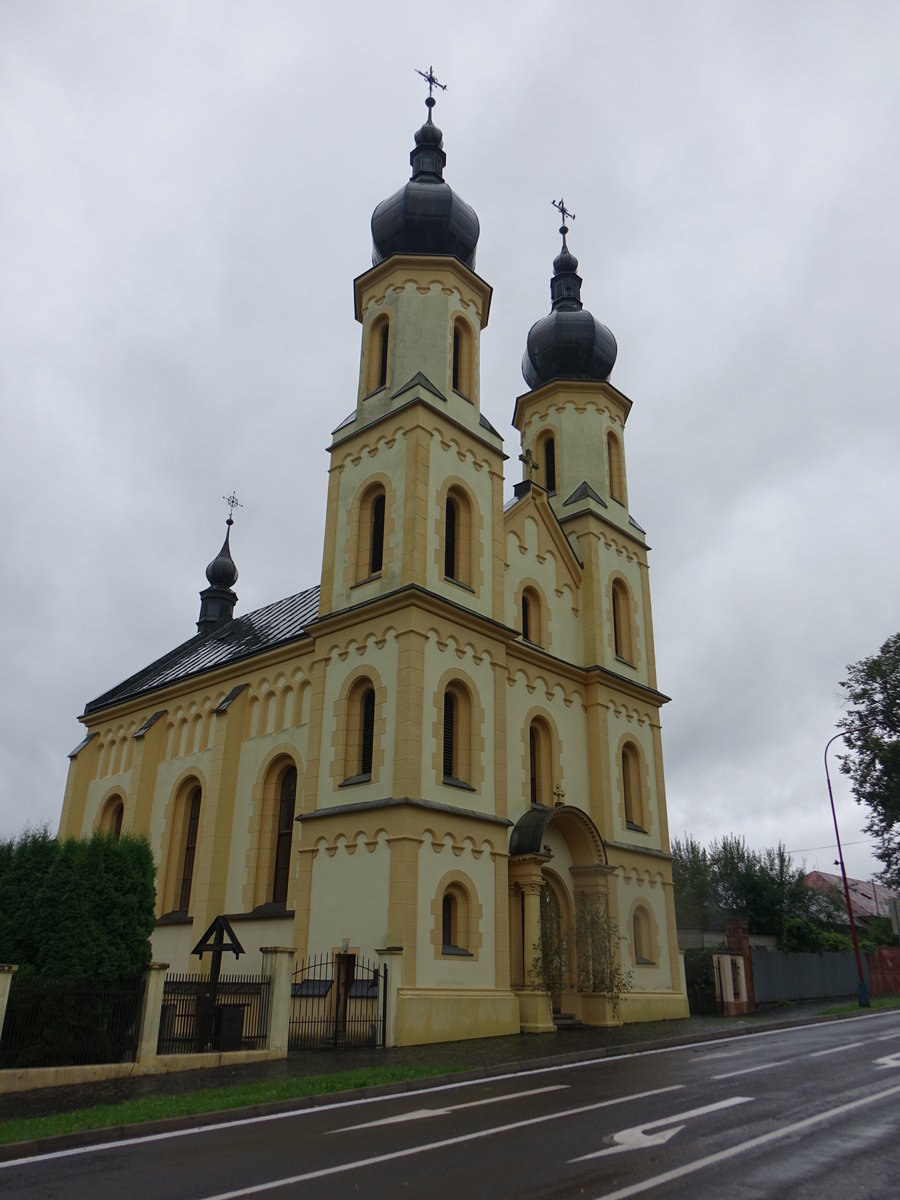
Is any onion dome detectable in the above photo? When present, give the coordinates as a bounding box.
[197,515,239,636]
[521,223,617,390]
[371,95,479,269]
[205,518,239,588]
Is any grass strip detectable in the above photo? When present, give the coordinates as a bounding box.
[0,1064,456,1147]
[820,996,900,1015]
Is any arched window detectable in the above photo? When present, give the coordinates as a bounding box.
[370,493,385,574]
[443,690,457,780]
[607,431,625,503]
[452,318,474,398]
[521,586,542,646]
[444,494,458,579]
[343,680,376,782]
[443,486,473,586]
[99,795,124,840]
[442,892,456,948]
[271,766,297,905]
[632,906,654,964]
[543,436,557,494]
[621,742,645,830]
[431,876,480,958]
[178,787,202,912]
[355,484,387,581]
[360,687,376,776]
[611,578,634,663]
[365,313,390,394]
[442,681,473,785]
[529,718,553,806]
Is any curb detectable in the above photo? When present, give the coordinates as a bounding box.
[0,1008,881,1164]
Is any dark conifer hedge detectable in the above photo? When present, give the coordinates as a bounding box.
[0,828,156,980]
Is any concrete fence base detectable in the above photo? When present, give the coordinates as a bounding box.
[0,948,297,1095]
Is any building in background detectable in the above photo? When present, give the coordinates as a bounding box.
[59,92,688,1043]
[805,870,900,930]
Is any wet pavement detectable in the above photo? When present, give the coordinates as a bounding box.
[0,1000,857,1126]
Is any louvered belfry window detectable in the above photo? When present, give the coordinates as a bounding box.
[544,438,557,494]
[370,493,385,574]
[443,691,456,779]
[444,496,458,579]
[360,687,376,776]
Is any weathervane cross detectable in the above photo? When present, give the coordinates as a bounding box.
[416,65,447,98]
[223,492,243,522]
[551,197,576,226]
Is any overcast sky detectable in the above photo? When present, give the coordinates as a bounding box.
[3,1,898,883]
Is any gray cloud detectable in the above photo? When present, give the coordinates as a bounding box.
[2,0,897,882]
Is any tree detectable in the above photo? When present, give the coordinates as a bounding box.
[672,834,844,947]
[671,835,720,929]
[838,631,900,887]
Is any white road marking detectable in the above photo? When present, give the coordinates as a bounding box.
[711,1058,794,1080]
[876,1029,900,1041]
[6,1009,900,1170]
[808,1040,866,1057]
[590,1081,900,1200]
[571,1096,753,1161]
[331,1084,568,1131]
[189,1086,684,1199]
[692,1050,746,1062]
[874,1051,900,1069]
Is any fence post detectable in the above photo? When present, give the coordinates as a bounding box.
[260,946,295,1056]
[0,965,17,1046]
[136,962,170,1061]
[376,947,403,1047]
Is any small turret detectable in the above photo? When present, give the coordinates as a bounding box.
[197,511,239,636]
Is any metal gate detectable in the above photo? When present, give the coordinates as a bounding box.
[289,953,387,1050]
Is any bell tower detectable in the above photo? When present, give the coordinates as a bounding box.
[318,83,503,624]
[513,207,657,687]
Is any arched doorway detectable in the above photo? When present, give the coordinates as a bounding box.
[508,805,621,1027]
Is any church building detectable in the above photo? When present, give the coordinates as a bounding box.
[59,90,689,1044]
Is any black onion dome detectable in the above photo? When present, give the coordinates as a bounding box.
[371,97,479,269]
[206,519,239,588]
[522,226,617,390]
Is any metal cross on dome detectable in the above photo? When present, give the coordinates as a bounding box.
[223,492,242,523]
[416,65,447,98]
[552,197,576,227]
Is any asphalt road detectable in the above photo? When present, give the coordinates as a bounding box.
[5,1010,900,1199]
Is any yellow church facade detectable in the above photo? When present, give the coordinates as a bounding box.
[59,96,688,1045]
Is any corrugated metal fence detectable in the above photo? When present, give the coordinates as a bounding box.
[751,949,869,1004]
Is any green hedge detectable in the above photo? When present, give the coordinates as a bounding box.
[0,828,156,980]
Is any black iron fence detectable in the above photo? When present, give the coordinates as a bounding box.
[289,953,386,1050]
[0,974,145,1069]
[157,972,270,1055]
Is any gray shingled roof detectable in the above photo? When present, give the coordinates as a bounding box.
[84,585,320,715]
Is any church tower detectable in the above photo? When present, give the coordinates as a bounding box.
[295,81,521,1043]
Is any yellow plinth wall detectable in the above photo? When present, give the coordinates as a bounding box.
[394,988,520,1046]
[618,991,690,1023]
[516,988,554,1033]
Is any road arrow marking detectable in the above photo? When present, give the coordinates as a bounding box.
[874,1050,900,1069]
[571,1096,753,1162]
[332,1084,568,1131]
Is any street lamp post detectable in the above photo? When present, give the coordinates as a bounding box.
[824,732,870,1007]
